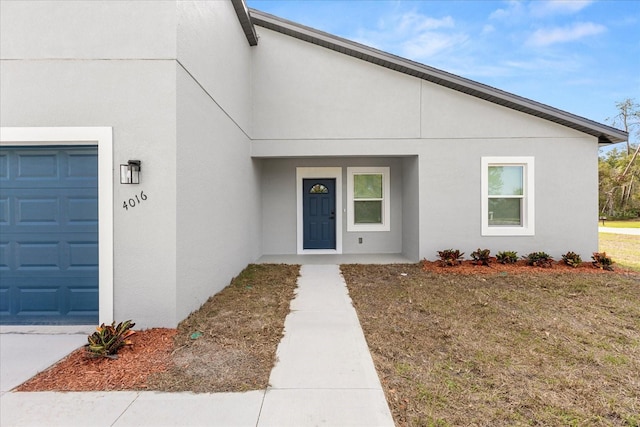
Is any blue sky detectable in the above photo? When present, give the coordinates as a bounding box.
[246,0,639,147]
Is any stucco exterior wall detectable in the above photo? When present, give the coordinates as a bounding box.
[0,59,179,328]
[175,1,259,322]
[260,158,405,255]
[0,0,177,60]
[177,0,253,133]
[0,0,604,327]
[252,28,421,140]
[401,157,420,260]
[251,23,600,260]
[0,0,180,328]
[418,137,599,259]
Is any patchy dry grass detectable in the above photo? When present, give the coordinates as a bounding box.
[600,232,640,271]
[147,264,299,392]
[343,264,640,426]
[599,220,640,229]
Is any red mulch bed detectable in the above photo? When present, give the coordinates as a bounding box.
[420,259,625,275]
[16,328,176,392]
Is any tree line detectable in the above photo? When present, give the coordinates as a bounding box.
[599,99,639,219]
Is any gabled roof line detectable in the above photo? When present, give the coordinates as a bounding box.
[231,0,258,46]
[249,8,627,145]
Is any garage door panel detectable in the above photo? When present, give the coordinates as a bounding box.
[0,288,9,314]
[18,286,61,314]
[16,152,59,180]
[4,149,97,189]
[17,197,59,225]
[68,197,98,224]
[0,146,98,325]
[16,242,62,270]
[3,189,97,232]
[68,242,98,269]
[0,197,8,224]
[68,153,99,178]
[0,243,8,270]
[0,153,7,178]
[68,287,99,313]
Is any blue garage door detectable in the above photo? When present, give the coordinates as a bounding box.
[0,146,99,325]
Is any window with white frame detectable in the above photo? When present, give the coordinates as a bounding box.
[347,167,390,231]
[481,157,534,236]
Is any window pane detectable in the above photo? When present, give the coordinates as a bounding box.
[488,198,522,226]
[488,166,523,196]
[309,184,328,194]
[354,201,382,223]
[354,174,382,199]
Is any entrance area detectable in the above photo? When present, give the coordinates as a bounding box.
[296,167,343,254]
[303,179,336,249]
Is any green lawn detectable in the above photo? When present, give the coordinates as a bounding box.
[598,219,640,228]
[599,232,640,271]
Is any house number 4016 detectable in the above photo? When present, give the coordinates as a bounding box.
[123,191,147,210]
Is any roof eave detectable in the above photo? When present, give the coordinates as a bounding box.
[231,0,258,46]
[249,8,628,145]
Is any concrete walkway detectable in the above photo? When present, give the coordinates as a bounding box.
[0,265,394,427]
[599,227,640,235]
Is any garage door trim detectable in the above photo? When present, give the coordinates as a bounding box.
[1,127,113,325]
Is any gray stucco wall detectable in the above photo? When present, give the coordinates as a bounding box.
[418,137,598,260]
[0,1,179,327]
[252,26,601,261]
[260,157,406,255]
[401,157,420,260]
[0,0,261,328]
[175,0,260,322]
[0,61,179,328]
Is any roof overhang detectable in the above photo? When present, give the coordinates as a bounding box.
[231,0,258,46]
[249,8,628,145]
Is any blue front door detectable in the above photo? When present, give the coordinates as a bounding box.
[0,146,99,325]
[303,179,336,250]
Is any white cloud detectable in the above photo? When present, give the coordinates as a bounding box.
[482,24,495,35]
[527,22,606,46]
[489,0,525,21]
[352,10,467,61]
[529,0,594,17]
[397,12,454,32]
[402,32,469,59]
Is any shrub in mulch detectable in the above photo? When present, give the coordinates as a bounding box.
[421,258,620,275]
[16,328,176,392]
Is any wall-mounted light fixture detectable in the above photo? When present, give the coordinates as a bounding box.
[120,160,141,184]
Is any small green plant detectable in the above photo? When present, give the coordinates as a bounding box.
[591,252,614,271]
[470,248,491,266]
[524,252,554,268]
[496,251,518,264]
[86,320,136,359]
[437,249,464,267]
[561,251,582,268]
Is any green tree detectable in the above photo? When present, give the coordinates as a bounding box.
[606,98,640,155]
[600,99,640,217]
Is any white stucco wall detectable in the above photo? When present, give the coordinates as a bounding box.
[1,1,178,328]
[417,136,598,259]
[252,27,421,140]
[0,59,179,328]
[0,0,603,327]
[175,1,259,322]
[251,24,600,260]
[260,158,405,255]
[177,0,253,133]
[0,0,177,60]
[1,0,264,328]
